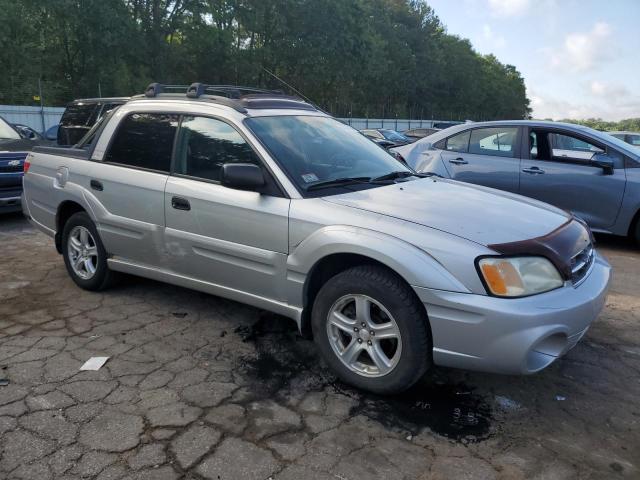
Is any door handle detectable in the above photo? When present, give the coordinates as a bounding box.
[522,167,545,174]
[171,196,191,211]
[90,179,103,191]
[449,157,468,165]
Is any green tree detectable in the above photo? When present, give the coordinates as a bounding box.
[0,0,531,121]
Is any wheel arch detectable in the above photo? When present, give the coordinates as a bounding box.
[55,200,89,253]
[288,226,467,338]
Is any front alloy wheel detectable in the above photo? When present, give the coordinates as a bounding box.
[327,294,402,377]
[312,265,431,394]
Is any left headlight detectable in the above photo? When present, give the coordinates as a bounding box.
[477,256,563,298]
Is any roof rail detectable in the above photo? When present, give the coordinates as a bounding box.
[143,82,284,99]
[185,83,285,99]
[137,82,315,113]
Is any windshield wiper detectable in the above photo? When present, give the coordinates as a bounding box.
[305,176,373,191]
[371,171,437,182]
[305,171,439,192]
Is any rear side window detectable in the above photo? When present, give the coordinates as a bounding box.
[469,127,518,158]
[105,113,179,172]
[173,116,261,182]
[61,104,98,126]
[445,130,470,152]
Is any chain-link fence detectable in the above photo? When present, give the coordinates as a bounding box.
[0,105,64,132]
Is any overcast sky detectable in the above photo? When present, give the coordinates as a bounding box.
[427,0,640,120]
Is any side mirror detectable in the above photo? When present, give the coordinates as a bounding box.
[45,128,58,141]
[591,156,614,175]
[17,127,36,139]
[221,163,265,190]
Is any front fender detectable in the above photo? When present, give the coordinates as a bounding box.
[285,225,470,309]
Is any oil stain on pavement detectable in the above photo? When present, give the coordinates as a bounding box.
[236,313,493,443]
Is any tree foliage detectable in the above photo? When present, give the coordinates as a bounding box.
[0,0,530,120]
[561,118,640,133]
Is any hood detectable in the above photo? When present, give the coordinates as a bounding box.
[322,178,571,246]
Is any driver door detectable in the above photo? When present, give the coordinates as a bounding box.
[519,129,626,229]
[164,115,290,302]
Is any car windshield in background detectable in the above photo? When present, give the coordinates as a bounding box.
[245,116,412,193]
[588,128,639,155]
[0,117,20,140]
[380,129,409,142]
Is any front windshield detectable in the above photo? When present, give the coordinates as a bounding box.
[380,129,408,142]
[0,117,20,140]
[245,115,411,192]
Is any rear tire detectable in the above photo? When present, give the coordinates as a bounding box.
[312,265,431,394]
[62,212,115,291]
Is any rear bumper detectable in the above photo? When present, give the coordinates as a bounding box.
[413,252,611,375]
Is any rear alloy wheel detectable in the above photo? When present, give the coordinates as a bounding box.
[62,212,115,291]
[67,226,99,280]
[312,265,431,394]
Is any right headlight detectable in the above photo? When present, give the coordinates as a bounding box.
[477,256,563,298]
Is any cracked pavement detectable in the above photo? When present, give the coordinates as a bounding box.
[0,212,639,479]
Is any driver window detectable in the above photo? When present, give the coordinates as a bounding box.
[550,133,604,162]
[174,116,261,182]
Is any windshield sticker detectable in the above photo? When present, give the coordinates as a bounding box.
[301,173,319,183]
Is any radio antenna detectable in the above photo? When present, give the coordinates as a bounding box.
[262,67,318,107]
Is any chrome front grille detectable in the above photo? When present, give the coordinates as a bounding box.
[570,243,595,286]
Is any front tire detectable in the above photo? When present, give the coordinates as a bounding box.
[62,212,115,291]
[312,265,431,394]
[633,219,640,248]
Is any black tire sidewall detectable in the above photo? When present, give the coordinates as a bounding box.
[62,212,110,290]
[312,266,431,394]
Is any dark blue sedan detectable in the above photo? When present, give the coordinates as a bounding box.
[0,116,49,213]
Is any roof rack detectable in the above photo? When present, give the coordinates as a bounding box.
[136,82,317,113]
[144,83,284,99]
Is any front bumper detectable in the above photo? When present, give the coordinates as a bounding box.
[0,193,22,213]
[413,252,611,375]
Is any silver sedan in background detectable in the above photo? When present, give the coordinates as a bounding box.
[609,131,640,148]
[392,120,640,245]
